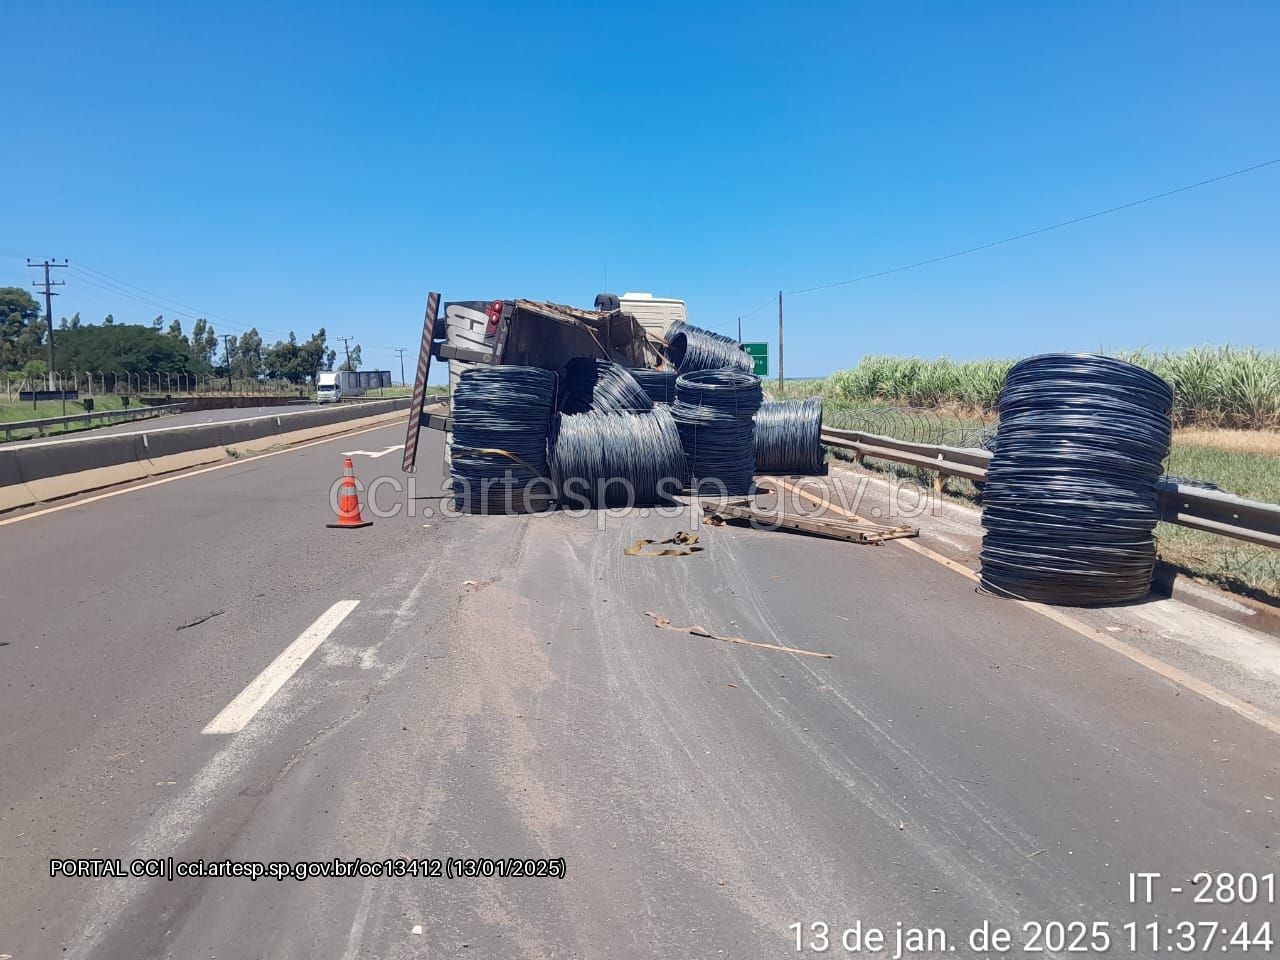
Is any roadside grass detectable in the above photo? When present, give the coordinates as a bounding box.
[0,395,144,442]
[0,394,126,422]
[1159,436,1280,602]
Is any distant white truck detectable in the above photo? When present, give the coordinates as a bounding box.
[316,370,364,403]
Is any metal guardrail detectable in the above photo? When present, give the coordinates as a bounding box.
[821,426,1280,549]
[2,403,184,442]
[1155,480,1280,550]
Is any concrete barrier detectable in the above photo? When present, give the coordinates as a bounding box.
[216,416,282,448]
[11,433,142,480]
[0,452,36,512]
[229,407,408,455]
[0,397,412,510]
[12,434,150,502]
[136,426,229,476]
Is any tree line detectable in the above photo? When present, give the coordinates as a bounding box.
[1,286,360,385]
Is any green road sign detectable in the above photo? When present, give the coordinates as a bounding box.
[741,342,768,376]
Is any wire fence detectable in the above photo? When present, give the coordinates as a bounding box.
[3,371,313,400]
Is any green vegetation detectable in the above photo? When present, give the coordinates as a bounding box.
[2,285,352,389]
[818,347,1280,429]
[0,394,160,442]
[0,393,127,424]
[1159,433,1280,601]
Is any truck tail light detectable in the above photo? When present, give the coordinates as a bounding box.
[485,300,503,337]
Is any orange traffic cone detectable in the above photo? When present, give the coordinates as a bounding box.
[327,457,374,529]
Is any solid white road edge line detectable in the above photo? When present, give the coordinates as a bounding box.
[202,600,360,735]
[773,476,1280,739]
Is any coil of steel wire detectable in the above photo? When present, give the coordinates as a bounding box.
[550,407,688,508]
[754,397,824,474]
[664,323,755,374]
[449,365,557,513]
[671,368,763,495]
[628,368,678,405]
[979,353,1173,605]
[561,357,654,414]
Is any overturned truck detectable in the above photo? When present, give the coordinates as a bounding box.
[401,291,820,514]
[401,294,667,476]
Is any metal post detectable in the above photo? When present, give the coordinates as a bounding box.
[737,316,741,343]
[221,334,234,392]
[27,259,67,390]
[777,290,784,394]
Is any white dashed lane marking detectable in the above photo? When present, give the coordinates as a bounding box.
[202,600,360,735]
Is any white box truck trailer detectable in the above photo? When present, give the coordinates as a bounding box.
[316,370,365,402]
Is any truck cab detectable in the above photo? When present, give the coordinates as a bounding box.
[316,371,342,403]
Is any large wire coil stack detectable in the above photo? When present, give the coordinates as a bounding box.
[671,369,763,495]
[753,397,824,474]
[550,408,688,508]
[628,368,678,405]
[979,353,1174,605]
[665,323,755,374]
[561,358,654,414]
[449,365,557,513]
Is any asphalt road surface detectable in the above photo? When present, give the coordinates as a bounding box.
[1,422,1276,959]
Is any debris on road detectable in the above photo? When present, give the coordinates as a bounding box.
[624,531,703,557]
[702,499,917,545]
[176,609,224,631]
[644,611,833,659]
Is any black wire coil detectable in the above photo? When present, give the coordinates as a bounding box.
[449,365,557,510]
[550,408,688,508]
[628,368,678,404]
[671,368,763,495]
[561,358,654,414]
[754,398,824,474]
[665,323,755,374]
[979,353,1174,605]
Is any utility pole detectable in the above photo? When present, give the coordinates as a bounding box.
[777,290,785,394]
[336,336,355,371]
[395,347,407,387]
[27,259,68,390]
[737,316,741,343]
[221,334,235,392]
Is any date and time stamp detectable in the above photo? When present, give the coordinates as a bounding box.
[790,872,1275,955]
[49,860,1274,954]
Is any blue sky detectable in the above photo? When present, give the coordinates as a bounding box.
[3,1,1277,379]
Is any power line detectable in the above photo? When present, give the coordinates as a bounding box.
[785,157,1280,296]
[68,262,294,340]
[715,157,1279,335]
